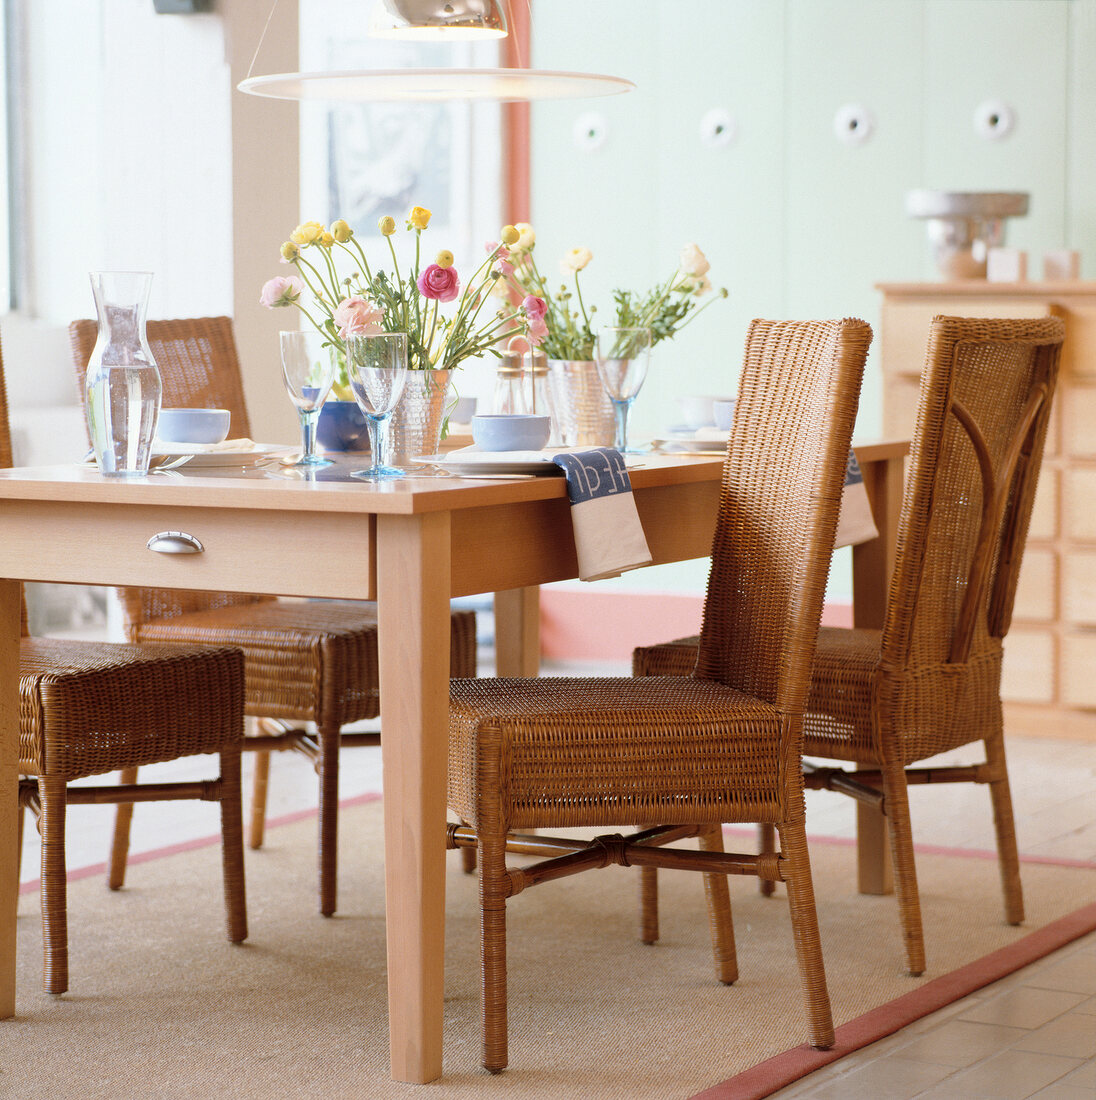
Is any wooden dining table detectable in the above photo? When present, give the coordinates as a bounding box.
[0,439,906,1083]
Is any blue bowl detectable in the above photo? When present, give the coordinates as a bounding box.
[472,414,551,452]
[317,401,369,452]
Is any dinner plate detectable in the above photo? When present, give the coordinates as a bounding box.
[149,443,287,468]
[415,450,566,476]
[650,436,728,454]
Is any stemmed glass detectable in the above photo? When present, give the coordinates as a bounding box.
[348,332,408,480]
[280,330,336,468]
[596,326,652,454]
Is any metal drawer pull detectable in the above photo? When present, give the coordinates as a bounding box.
[146,531,205,554]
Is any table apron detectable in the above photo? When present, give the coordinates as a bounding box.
[0,500,376,599]
[449,480,721,596]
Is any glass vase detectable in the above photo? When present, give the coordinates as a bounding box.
[546,359,615,448]
[83,271,161,477]
[387,368,452,465]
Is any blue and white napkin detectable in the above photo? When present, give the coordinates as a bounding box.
[551,447,653,581]
[834,450,879,548]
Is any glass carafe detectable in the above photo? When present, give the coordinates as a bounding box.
[84,271,161,476]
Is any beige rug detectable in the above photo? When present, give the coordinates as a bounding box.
[8,797,1096,1099]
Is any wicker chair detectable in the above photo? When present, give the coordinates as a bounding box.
[632,315,1066,977]
[446,317,871,1071]
[69,316,477,916]
[2,343,247,995]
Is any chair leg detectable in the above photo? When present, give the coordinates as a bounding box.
[460,819,477,874]
[778,814,834,1049]
[249,749,272,850]
[984,731,1024,926]
[479,832,509,1073]
[880,757,926,976]
[638,866,659,944]
[758,823,777,896]
[219,746,248,944]
[699,825,738,984]
[16,797,24,884]
[37,776,69,995]
[317,721,340,917]
[107,766,138,890]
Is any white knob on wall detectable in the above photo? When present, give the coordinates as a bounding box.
[833,103,875,146]
[974,99,1016,141]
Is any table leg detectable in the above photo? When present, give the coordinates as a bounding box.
[852,450,904,896]
[377,512,452,1083]
[0,580,19,1017]
[493,586,540,677]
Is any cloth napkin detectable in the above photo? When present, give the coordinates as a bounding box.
[834,450,879,548]
[551,447,653,582]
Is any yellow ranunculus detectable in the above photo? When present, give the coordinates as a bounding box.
[435,249,454,269]
[330,219,352,243]
[280,241,300,262]
[290,220,325,247]
[500,224,520,247]
[319,231,335,248]
[407,206,432,230]
[378,215,397,236]
[512,222,535,251]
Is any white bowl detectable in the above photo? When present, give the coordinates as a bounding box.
[679,394,735,430]
[472,414,551,452]
[156,408,231,445]
[713,399,736,431]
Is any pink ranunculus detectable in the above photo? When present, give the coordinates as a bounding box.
[525,317,549,347]
[486,240,515,276]
[333,295,384,338]
[259,275,304,309]
[417,263,460,303]
[522,295,547,322]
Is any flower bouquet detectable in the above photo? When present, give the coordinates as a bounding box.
[260,208,546,400]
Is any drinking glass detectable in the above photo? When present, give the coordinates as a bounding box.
[348,332,409,480]
[596,326,652,453]
[280,330,336,468]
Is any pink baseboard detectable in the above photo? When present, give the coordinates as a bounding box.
[539,588,853,662]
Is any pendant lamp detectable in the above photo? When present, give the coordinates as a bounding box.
[370,0,508,40]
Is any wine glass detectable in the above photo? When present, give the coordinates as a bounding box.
[280,330,336,468]
[596,326,652,454]
[348,332,409,480]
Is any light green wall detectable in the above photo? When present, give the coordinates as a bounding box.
[530,0,1096,597]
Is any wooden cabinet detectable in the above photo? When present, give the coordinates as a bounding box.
[879,282,1096,739]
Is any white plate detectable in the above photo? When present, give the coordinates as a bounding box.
[651,436,727,454]
[415,450,565,476]
[150,443,287,468]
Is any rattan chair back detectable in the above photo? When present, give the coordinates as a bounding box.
[877,315,1063,762]
[694,317,874,719]
[69,316,268,630]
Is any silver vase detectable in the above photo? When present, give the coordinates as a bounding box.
[546,359,615,448]
[388,368,451,466]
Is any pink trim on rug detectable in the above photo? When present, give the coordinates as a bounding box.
[18,790,384,896]
[691,901,1096,1099]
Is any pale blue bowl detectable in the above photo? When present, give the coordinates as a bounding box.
[156,408,231,445]
[471,414,551,452]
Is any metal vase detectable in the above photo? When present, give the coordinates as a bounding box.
[546,359,615,448]
[388,368,451,466]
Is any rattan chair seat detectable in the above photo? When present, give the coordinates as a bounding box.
[20,638,245,780]
[450,675,783,830]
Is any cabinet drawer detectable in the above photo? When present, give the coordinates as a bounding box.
[1029,469,1059,541]
[1064,469,1096,540]
[1002,629,1056,704]
[1062,551,1096,625]
[1013,547,1056,622]
[1062,385,1096,457]
[1062,632,1096,708]
[1060,303,1096,380]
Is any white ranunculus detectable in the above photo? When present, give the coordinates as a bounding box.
[560,246,593,275]
[679,243,711,278]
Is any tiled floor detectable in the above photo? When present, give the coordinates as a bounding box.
[17,641,1096,1098]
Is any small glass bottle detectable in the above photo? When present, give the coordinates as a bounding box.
[493,351,528,415]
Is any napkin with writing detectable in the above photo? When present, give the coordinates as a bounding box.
[834,450,879,548]
[551,448,653,582]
